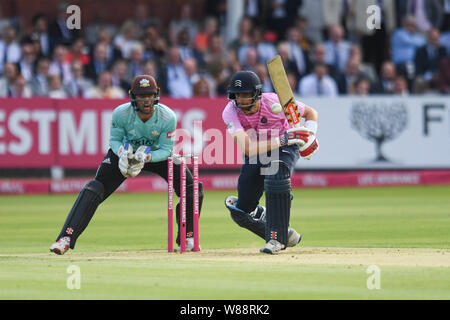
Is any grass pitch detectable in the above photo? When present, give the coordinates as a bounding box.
[0,185,449,299]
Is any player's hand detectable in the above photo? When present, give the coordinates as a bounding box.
[127,146,152,177]
[300,134,319,160]
[118,142,133,177]
[279,127,310,147]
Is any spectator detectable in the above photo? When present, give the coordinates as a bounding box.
[276,41,300,80]
[10,75,32,98]
[228,16,253,52]
[299,0,325,43]
[18,42,36,81]
[48,44,72,84]
[0,26,21,75]
[348,44,378,84]
[242,46,259,73]
[286,27,311,78]
[254,63,274,93]
[407,0,444,33]
[310,43,336,77]
[170,3,199,42]
[92,28,122,66]
[64,61,94,98]
[0,62,18,97]
[29,57,51,96]
[65,38,91,66]
[298,62,339,96]
[183,57,216,97]
[324,25,351,73]
[193,77,211,97]
[164,47,192,98]
[84,42,110,82]
[414,28,447,83]
[142,24,168,64]
[176,27,204,66]
[125,43,145,83]
[335,57,370,94]
[391,15,426,66]
[48,2,80,52]
[393,75,409,95]
[268,0,290,40]
[294,16,315,52]
[193,16,218,55]
[353,76,371,96]
[84,12,118,47]
[29,13,50,57]
[142,59,159,80]
[113,20,141,59]
[204,34,228,72]
[48,75,67,99]
[376,61,397,94]
[437,57,450,94]
[83,71,125,99]
[287,70,299,94]
[440,30,450,56]
[110,59,131,93]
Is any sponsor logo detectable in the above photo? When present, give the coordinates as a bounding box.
[102,157,111,164]
[66,227,74,235]
[151,130,159,136]
[271,231,277,240]
[167,131,175,138]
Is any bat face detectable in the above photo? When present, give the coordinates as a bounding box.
[267,56,302,127]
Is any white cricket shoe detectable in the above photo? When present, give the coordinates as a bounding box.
[49,236,70,255]
[287,228,302,247]
[175,237,200,252]
[260,239,283,254]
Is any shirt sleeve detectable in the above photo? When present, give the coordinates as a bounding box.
[222,102,244,134]
[149,113,177,163]
[109,109,126,156]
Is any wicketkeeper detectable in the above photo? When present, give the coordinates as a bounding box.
[222,71,319,254]
[50,75,204,255]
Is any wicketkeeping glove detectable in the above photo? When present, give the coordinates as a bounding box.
[117,142,133,177]
[127,146,152,177]
[278,127,310,147]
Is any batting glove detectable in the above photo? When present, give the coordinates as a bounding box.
[117,142,133,177]
[278,127,310,147]
[127,146,152,177]
[300,134,319,160]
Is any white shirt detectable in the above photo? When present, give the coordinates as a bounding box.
[324,40,351,73]
[298,73,338,96]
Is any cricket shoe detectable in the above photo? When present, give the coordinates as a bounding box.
[175,237,201,252]
[260,239,283,254]
[287,228,302,247]
[49,236,70,255]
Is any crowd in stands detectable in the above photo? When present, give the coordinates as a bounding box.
[0,0,449,100]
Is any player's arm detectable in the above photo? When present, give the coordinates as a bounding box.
[302,105,319,134]
[231,130,282,158]
[109,110,126,155]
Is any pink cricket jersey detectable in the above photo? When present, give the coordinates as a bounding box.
[222,92,306,141]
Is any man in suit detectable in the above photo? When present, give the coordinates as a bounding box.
[29,57,51,96]
[414,28,447,83]
[84,42,110,82]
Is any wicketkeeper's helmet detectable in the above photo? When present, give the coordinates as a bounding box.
[129,75,160,110]
[228,71,262,108]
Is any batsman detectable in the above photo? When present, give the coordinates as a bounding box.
[223,70,319,254]
[50,75,204,255]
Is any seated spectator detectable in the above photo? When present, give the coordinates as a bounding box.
[335,57,370,94]
[0,62,18,97]
[29,13,50,57]
[48,75,67,99]
[10,75,32,98]
[110,59,131,93]
[48,44,72,84]
[113,20,141,59]
[287,71,299,94]
[414,28,447,84]
[254,63,273,93]
[170,3,199,42]
[228,16,253,52]
[142,24,168,64]
[29,57,51,96]
[125,43,145,83]
[94,28,122,66]
[84,71,125,99]
[310,43,336,78]
[349,44,378,84]
[242,46,259,73]
[437,57,450,94]
[391,15,426,67]
[164,47,192,98]
[286,27,311,78]
[376,61,397,94]
[84,42,110,82]
[64,61,93,98]
[0,25,21,75]
[353,77,371,96]
[141,59,159,79]
[183,57,216,96]
[323,25,351,73]
[440,31,450,56]
[18,42,36,81]
[193,77,211,97]
[276,41,300,81]
[193,16,218,55]
[48,2,80,51]
[65,38,91,66]
[393,75,409,96]
[298,62,338,96]
[176,27,204,66]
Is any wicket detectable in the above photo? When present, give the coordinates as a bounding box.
[167,155,200,253]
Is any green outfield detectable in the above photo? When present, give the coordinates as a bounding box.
[0,185,449,300]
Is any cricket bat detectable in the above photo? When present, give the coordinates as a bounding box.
[267,55,302,128]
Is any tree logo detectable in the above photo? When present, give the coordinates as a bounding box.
[350,102,408,162]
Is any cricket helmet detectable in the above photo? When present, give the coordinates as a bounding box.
[129,75,160,111]
[227,71,262,108]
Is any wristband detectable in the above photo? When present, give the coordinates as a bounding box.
[305,120,318,135]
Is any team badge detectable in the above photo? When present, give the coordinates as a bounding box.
[139,78,150,87]
[234,80,242,87]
